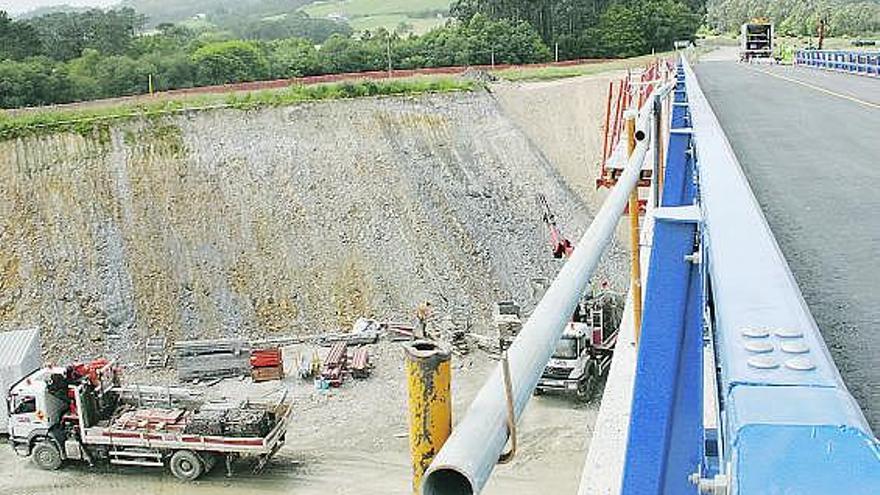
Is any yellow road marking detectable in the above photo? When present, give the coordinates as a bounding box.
[745,65,880,110]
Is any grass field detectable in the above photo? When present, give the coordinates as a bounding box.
[302,0,450,34]
[0,77,475,141]
[493,53,676,82]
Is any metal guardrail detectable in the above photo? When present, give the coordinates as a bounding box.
[795,49,880,77]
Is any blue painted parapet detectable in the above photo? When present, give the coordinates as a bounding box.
[795,49,880,77]
[622,63,704,495]
[623,58,880,495]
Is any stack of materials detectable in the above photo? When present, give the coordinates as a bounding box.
[225,408,272,437]
[175,339,251,381]
[113,408,188,432]
[184,409,226,435]
[350,346,371,379]
[183,407,272,437]
[251,347,283,382]
[320,342,348,386]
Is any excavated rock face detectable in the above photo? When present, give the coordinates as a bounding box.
[0,91,626,362]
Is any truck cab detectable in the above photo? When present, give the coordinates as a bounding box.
[536,290,622,399]
[7,367,70,445]
[536,322,596,398]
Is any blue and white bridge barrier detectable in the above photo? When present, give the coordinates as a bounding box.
[621,57,880,495]
[795,49,880,77]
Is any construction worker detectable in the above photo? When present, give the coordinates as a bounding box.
[415,301,432,339]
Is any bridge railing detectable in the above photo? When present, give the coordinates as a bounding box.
[795,49,880,77]
[677,55,879,495]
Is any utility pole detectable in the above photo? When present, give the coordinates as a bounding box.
[387,38,393,76]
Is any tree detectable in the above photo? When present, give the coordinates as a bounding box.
[640,0,702,50]
[94,55,156,97]
[238,12,353,43]
[0,57,74,108]
[0,11,43,60]
[26,8,146,61]
[140,51,198,91]
[192,40,269,85]
[318,34,385,73]
[588,3,648,57]
[268,38,321,78]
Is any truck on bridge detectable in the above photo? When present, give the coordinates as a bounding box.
[740,19,774,61]
[7,359,292,481]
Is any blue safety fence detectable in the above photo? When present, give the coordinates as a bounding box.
[621,63,704,495]
[795,49,880,77]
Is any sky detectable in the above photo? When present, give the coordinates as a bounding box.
[1,0,119,16]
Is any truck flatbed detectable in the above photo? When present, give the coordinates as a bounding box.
[79,401,291,455]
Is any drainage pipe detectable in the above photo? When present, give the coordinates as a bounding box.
[421,107,653,495]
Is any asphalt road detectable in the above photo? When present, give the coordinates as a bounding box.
[695,61,880,432]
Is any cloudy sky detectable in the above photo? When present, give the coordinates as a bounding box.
[1,1,120,15]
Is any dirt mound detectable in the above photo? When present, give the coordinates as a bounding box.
[0,90,626,363]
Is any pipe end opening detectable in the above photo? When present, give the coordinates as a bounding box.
[422,468,473,495]
[405,340,451,360]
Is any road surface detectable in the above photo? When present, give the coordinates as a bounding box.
[695,61,880,432]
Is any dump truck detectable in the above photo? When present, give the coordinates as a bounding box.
[7,359,292,480]
[740,19,774,61]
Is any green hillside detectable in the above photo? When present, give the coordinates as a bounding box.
[301,0,450,34]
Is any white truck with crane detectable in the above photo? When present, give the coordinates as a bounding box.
[7,359,292,480]
[536,290,622,398]
[533,193,623,399]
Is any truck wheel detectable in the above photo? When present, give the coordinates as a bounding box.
[32,441,63,471]
[170,450,204,481]
[577,364,597,401]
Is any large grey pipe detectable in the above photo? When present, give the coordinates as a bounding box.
[422,107,653,495]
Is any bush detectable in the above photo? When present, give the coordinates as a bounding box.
[192,40,269,86]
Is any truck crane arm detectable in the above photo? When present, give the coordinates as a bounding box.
[537,193,574,259]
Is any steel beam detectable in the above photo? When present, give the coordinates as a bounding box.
[621,63,704,494]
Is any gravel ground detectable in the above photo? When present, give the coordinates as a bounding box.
[0,340,601,495]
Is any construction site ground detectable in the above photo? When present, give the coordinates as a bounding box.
[0,67,631,493]
[0,340,602,494]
